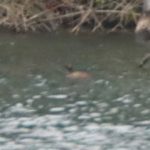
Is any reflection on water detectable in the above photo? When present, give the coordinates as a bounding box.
[0,31,149,149]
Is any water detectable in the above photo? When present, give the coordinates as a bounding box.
[0,30,149,149]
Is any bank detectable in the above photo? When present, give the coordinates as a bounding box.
[0,0,142,32]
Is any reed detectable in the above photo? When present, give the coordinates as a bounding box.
[0,0,142,32]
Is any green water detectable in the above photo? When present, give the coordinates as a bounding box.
[0,31,149,150]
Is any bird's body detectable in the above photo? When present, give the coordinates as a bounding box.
[65,64,91,80]
[66,71,91,80]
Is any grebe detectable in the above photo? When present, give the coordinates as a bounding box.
[65,64,91,80]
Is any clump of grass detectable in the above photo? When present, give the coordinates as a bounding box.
[0,0,142,32]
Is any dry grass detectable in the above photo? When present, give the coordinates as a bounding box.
[0,0,142,32]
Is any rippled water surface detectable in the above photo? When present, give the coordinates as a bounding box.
[0,31,150,150]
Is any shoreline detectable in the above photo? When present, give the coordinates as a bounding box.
[0,0,141,33]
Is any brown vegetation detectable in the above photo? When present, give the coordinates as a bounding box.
[0,0,142,32]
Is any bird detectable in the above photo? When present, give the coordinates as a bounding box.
[64,64,91,80]
[135,0,150,67]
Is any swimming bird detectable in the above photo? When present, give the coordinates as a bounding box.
[65,64,91,80]
[135,0,150,67]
